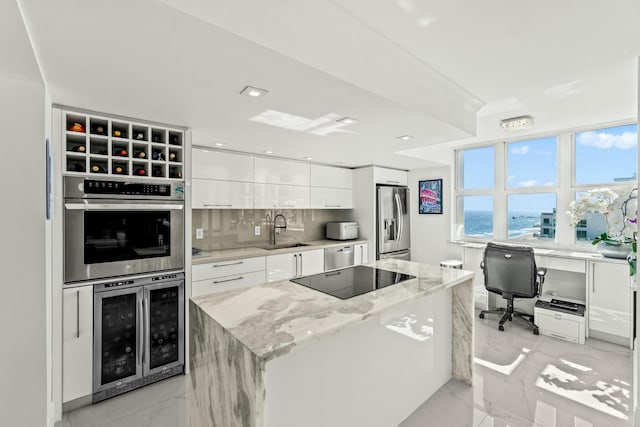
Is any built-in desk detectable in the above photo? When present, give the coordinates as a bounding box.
[462,243,634,347]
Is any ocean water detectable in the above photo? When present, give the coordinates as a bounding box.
[465,210,546,238]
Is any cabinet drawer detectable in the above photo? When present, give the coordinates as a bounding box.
[192,257,266,281]
[535,310,584,344]
[535,256,585,273]
[192,270,266,297]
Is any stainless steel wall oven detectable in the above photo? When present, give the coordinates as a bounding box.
[93,272,184,402]
[63,176,185,283]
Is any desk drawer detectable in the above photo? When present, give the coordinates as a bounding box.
[535,309,585,344]
[192,256,266,281]
[535,256,585,273]
[192,270,266,296]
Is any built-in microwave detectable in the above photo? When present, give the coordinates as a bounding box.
[63,176,185,283]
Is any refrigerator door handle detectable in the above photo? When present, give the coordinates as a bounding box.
[394,193,403,243]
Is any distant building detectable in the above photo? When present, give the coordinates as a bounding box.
[540,209,556,239]
[614,172,638,182]
[576,212,607,241]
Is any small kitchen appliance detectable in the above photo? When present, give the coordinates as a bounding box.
[326,221,359,240]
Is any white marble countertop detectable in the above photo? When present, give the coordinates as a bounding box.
[461,242,629,264]
[192,239,369,264]
[190,259,474,361]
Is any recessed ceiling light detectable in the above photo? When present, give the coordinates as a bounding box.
[240,85,269,98]
[336,117,359,125]
[213,142,224,147]
[396,135,414,141]
[263,150,273,154]
[303,156,313,160]
[500,115,534,131]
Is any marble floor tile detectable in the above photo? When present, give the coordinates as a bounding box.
[58,310,634,427]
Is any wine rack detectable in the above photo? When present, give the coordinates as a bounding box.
[63,110,184,179]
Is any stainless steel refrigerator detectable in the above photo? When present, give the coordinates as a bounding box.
[376,185,411,260]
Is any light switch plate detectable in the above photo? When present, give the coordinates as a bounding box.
[195,228,204,239]
[255,226,261,236]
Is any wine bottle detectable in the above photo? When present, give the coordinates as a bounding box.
[91,164,106,173]
[135,151,146,159]
[135,132,145,140]
[170,135,180,145]
[114,166,125,174]
[134,167,146,176]
[168,152,176,161]
[69,163,86,172]
[170,169,182,178]
[71,145,86,153]
[152,151,165,161]
[114,148,128,157]
[69,122,85,132]
[152,166,163,177]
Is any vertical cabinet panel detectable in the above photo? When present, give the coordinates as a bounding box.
[266,253,297,282]
[354,243,369,265]
[589,261,631,339]
[62,286,94,402]
[300,249,324,276]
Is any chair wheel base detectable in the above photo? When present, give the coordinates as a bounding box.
[498,325,504,331]
[479,313,485,319]
[533,328,539,335]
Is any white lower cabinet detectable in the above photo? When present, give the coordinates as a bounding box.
[309,187,353,209]
[192,257,266,296]
[462,247,486,310]
[62,286,93,403]
[267,249,324,282]
[192,178,253,209]
[354,243,368,265]
[588,261,631,340]
[254,183,309,209]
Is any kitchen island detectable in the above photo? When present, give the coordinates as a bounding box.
[189,259,474,427]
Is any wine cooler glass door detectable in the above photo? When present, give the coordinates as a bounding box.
[143,280,185,375]
[94,287,144,394]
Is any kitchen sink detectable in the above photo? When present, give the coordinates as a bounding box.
[257,242,312,250]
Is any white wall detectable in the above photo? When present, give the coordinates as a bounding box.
[409,166,461,266]
[0,1,47,426]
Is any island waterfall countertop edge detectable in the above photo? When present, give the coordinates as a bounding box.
[192,239,370,264]
[190,259,474,361]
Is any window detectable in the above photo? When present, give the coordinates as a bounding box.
[459,146,494,190]
[507,137,557,188]
[575,124,637,185]
[507,194,557,241]
[457,195,493,238]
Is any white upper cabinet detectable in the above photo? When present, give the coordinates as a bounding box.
[309,187,353,209]
[255,157,310,186]
[192,149,254,182]
[254,183,310,209]
[310,165,352,189]
[374,167,408,186]
[192,179,253,209]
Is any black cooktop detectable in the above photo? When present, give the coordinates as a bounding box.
[291,265,416,300]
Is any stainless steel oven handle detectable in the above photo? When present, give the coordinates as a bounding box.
[64,203,184,211]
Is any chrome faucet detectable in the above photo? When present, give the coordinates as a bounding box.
[272,213,287,245]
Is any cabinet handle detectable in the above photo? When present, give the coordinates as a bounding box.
[204,204,232,207]
[549,333,567,340]
[299,253,303,276]
[324,204,341,208]
[592,264,595,293]
[76,290,80,338]
[213,276,244,284]
[293,254,298,277]
[213,261,243,268]
[360,245,363,264]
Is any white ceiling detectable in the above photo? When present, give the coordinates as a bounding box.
[19,0,640,169]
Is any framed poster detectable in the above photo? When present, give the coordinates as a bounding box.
[418,179,443,214]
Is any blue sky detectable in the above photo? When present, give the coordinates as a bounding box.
[462,124,638,212]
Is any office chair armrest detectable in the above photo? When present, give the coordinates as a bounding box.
[480,261,484,269]
[537,267,547,279]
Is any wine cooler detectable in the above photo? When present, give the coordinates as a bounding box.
[93,272,184,402]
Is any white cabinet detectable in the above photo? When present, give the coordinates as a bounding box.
[192,149,254,182]
[255,157,310,186]
[62,286,93,403]
[310,165,352,189]
[373,167,408,186]
[254,183,310,209]
[354,243,369,265]
[462,246,486,310]
[192,178,253,209]
[192,257,266,296]
[267,249,324,282]
[309,187,353,209]
[588,261,631,340]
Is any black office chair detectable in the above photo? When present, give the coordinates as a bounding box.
[478,242,547,334]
